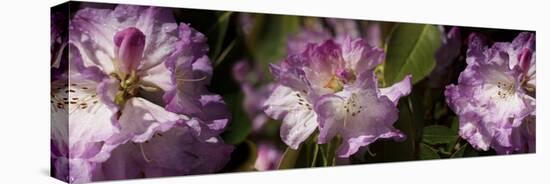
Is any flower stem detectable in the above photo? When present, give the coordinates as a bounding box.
[310,143,319,167]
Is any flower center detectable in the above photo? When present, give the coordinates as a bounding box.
[113,72,141,107]
[343,93,363,117]
[342,93,363,128]
[323,68,356,92]
[111,27,147,107]
[323,75,345,92]
[496,81,515,100]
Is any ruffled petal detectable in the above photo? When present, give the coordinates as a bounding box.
[287,26,332,55]
[108,97,182,144]
[264,85,318,149]
[98,126,232,179]
[315,94,346,144]
[183,94,231,140]
[163,24,211,115]
[380,75,412,106]
[340,37,385,73]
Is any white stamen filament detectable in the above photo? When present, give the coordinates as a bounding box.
[139,143,152,163]
[176,75,208,83]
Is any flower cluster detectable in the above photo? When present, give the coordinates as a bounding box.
[445,32,536,154]
[51,5,232,183]
[51,4,537,182]
[264,37,412,157]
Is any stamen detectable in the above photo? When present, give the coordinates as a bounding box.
[366,146,377,157]
[176,75,208,83]
[139,143,152,163]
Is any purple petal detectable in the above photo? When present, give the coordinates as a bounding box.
[108,97,182,144]
[163,24,211,115]
[98,126,233,179]
[340,36,385,73]
[380,75,412,106]
[113,27,146,73]
[254,143,283,171]
[264,85,318,149]
[287,27,332,55]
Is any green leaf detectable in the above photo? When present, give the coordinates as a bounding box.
[211,12,233,61]
[419,143,440,160]
[422,125,458,145]
[451,143,467,158]
[221,93,252,144]
[244,15,300,81]
[384,23,441,84]
[277,146,301,169]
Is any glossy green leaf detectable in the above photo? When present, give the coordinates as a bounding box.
[419,143,440,160]
[244,15,300,81]
[384,23,441,84]
[422,125,458,145]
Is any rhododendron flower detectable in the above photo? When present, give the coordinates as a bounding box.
[316,72,410,157]
[254,142,283,171]
[51,5,232,183]
[264,37,411,157]
[445,32,536,154]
